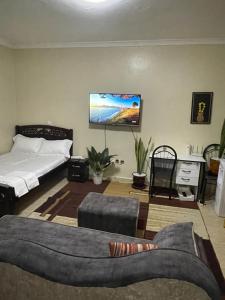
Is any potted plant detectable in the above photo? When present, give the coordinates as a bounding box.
[210,118,225,175]
[132,133,153,189]
[219,118,225,159]
[87,146,116,185]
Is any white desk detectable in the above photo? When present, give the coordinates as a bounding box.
[176,154,205,163]
[149,153,205,200]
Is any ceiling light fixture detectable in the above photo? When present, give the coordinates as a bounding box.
[83,0,108,3]
[47,0,121,12]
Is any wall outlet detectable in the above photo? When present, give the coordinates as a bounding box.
[114,159,124,165]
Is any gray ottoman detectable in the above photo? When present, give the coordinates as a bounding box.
[78,192,139,236]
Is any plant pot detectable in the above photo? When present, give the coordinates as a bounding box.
[93,173,103,185]
[209,158,220,176]
[132,172,146,190]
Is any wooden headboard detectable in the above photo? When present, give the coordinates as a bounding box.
[15,125,73,155]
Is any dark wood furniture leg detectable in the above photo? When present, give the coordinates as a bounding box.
[0,184,16,217]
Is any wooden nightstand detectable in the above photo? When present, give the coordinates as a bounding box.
[67,158,89,182]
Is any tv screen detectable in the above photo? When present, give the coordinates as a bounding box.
[89,93,141,126]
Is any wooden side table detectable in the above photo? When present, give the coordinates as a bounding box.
[67,158,89,182]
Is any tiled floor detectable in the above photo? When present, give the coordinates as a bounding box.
[17,178,225,277]
[199,200,225,276]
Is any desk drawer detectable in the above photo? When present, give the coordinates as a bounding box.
[178,161,200,171]
[176,176,199,186]
[177,161,200,178]
[177,168,199,177]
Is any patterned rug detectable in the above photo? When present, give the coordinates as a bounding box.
[28,181,149,234]
[29,181,207,238]
[29,181,110,227]
[146,201,208,239]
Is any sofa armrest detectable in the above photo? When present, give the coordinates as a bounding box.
[153,222,198,256]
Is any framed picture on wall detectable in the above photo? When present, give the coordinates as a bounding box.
[191,92,213,124]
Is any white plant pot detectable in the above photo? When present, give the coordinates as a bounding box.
[93,173,103,185]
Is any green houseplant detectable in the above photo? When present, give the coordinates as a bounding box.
[132,133,153,189]
[87,146,116,185]
[209,118,225,175]
[219,118,225,158]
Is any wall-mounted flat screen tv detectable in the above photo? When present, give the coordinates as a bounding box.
[89,93,141,126]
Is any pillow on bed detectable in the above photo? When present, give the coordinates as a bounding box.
[11,134,43,153]
[38,139,72,158]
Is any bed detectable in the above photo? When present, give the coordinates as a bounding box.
[0,125,73,217]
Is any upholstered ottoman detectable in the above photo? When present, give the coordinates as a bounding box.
[78,192,139,236]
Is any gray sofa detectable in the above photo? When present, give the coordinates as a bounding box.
[0,215,221,300]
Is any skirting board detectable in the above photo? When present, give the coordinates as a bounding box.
[88,175,132,184]
[109,176,150,184]
[111,176,133,183]
[90,175,150,184]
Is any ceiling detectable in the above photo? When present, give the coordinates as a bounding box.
[1,0,225,48]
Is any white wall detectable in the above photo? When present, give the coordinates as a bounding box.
[14,45,225,178]
[0,46,16,153]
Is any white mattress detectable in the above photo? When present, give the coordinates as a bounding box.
[0,152,67,197]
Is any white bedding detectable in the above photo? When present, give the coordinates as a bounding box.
[0,152,68,197]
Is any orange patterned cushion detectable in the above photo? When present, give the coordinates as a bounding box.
[109,241,158,257]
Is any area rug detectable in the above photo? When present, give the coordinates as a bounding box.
[29,181,207,239]
[146,200,208,239]
[29,180,149,232]
[29,181,110,227]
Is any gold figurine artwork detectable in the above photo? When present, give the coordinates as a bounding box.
[196,101,206,122]
[191,92,213,124]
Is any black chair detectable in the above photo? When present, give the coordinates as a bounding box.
[200,143,220,204]
[149,145,177,200]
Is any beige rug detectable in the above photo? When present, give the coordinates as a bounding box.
[147,203,209,239]
[29,212,78,227]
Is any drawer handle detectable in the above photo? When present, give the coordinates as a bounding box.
[181,177,190,182]
[182,170,191,174]
[72,174,80,177]
[72,165,81,168]
[183,162,193,165]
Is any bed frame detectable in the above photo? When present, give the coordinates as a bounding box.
[0,125,73,217]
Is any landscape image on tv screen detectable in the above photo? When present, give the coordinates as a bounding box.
[89,93,141,126]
